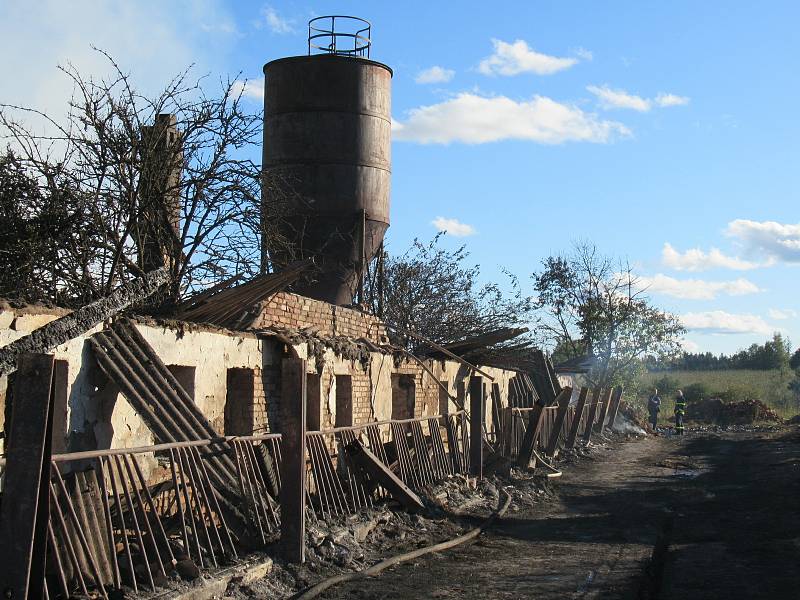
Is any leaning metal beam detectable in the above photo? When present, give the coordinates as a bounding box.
[0,268,168,377]
[345,439,424,511]
[396,347,458,403]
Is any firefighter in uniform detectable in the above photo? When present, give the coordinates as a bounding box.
[674,390,687,435]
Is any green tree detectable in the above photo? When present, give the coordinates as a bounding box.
[789,348,800,371]
[532,242,685,390]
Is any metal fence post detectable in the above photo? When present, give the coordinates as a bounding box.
[469,376,484,479]
[279,357,307,563]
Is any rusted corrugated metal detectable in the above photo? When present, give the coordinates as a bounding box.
[178,260,311,330]
[88,319,267,517]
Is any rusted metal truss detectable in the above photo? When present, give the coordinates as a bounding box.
[88,319,257,515]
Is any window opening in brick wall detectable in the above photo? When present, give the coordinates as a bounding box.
[225,368,254,435]
[167,365,196,401]
[307,373,322,431]
[334,375,353,427]
[391,374,416,420]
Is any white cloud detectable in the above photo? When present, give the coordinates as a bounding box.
[587,85,691,112]
[257,6,294,34]
[392,92,630,145]
[768,308,798,320]
[681,338,701,352]
[231,79,263,102]
[656,93,690,107]
[587,85,651,112]
[661,243,762,272]
[478,39,578,76]
[432,217,476,237]
[680,311,773,335]
[415,66,455,85]
[638,274,761,300]
[726,219,800,264]
[0,1,236,129]
[573,47,593,61]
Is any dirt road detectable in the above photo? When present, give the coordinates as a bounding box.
[318,426,800,599]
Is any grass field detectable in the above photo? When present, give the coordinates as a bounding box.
[639,369,800,419]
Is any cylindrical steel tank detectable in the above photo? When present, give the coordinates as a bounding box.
[262,54,392,305]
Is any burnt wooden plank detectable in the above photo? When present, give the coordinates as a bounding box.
[344,440,424,511]
[279,358,307,563]
[582,388,603,443]
[596,387,614,435]
[564,387,589,449]
[545,387,574,457]
[606,386,624,430]
[491,383,502,447]
[469,376,485,479]
[0,353,55,599]
[515,404,545,468]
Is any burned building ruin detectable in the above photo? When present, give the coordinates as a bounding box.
[0,17,620,599]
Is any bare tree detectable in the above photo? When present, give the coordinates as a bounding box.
[532,242,685,389]
[0,49,262,308]
[363,234,535,352]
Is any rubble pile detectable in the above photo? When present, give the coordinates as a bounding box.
[234,471,555,598]
[686,397,781,425]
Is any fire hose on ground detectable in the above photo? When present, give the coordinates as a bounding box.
[292,488,514,600]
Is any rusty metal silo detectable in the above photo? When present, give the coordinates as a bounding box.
[262,16,391,305]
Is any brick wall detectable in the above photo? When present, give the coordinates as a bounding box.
[351,372,373,425]
[253,292,387,343]
[259,364,280,433]
[392,361,441,419]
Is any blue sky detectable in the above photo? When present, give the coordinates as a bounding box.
[2,1,798,354]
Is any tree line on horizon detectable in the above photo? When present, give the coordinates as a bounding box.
[648,333,800,373]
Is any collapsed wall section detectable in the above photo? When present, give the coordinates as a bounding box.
[253,291,388,343]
